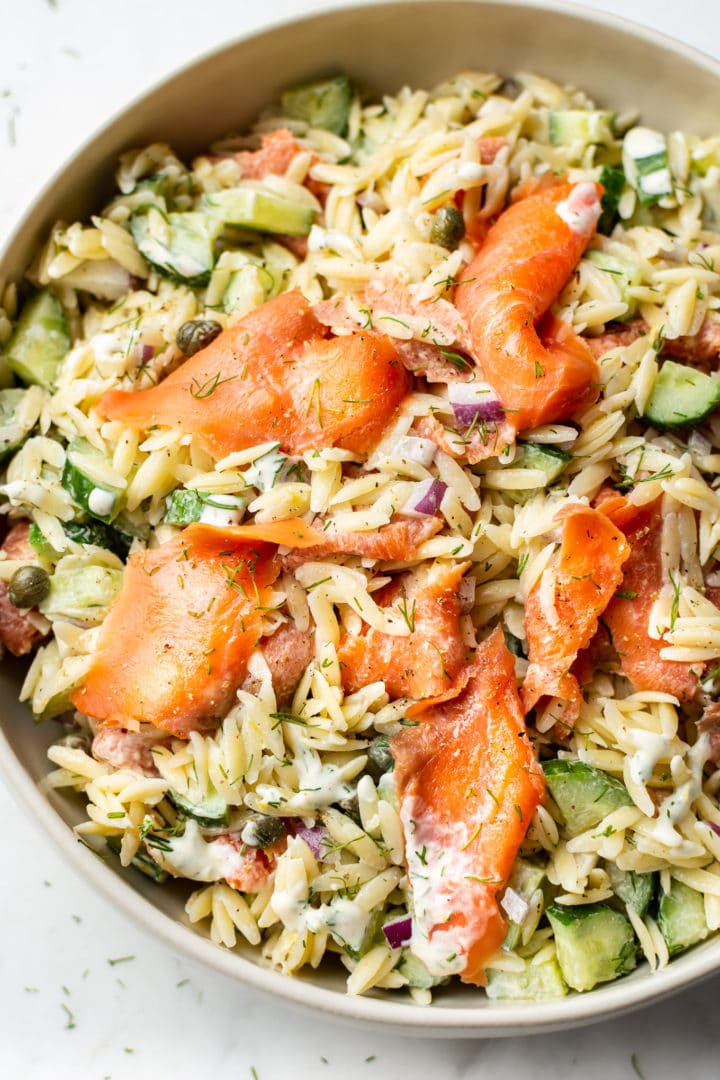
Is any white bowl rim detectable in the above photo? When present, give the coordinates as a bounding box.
[3,0,720,1037]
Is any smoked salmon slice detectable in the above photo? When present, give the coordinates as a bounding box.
[586,316,720,365]
[391,627,545,984]
[455,180,602,431]
[0,522,46,656]
[338,560,469,700]
[280,513,442,570]
[71,523,310,738]
[600,496,701,701]
[233,128,302,179]
[98,291,409,460]
[522,504,629,730]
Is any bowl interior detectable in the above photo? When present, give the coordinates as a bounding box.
[3,0,720,1036]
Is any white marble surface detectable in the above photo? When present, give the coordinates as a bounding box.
[1,0,720,1076]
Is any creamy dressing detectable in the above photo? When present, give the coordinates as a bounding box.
[242,444,287,492]
[628,729,673,786]
[305,898,370,951]
[650,733,710,849]
[199,494,245,527]
[253,743,357,815]
[155,820,240,882]
[87,487,117,518]
[555,181,601,235]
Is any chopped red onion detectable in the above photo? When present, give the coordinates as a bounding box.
[140,343,155,363]
[705,820,720,838]
[294,824,327,858]
[393,435,437,468]
[447,380,505,427]
[382,915,413,949]
[500,886,530,925]
[402,478,447,517]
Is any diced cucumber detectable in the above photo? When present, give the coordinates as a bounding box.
[377,770,397,809]
[623,127,673,205]
[487,956,567,1000]
[343,909,383,962]
[598,166,626,235]
[169,789,229,829]
[503,628,526,658]
[547,902,637,991]
[0,387,40,461]
[605,862,656,916]
[64,520,133,558]
[203,188,314,237]
[586,249,642,318]
[398,950,446,989]
[61,438,124,523]
[658,879,710,955]
[34,686,76,721]
[164,489,204,525]
[641,360,720,430]
[543,759,633,837]
[106,835,168,884]
[502,858,545,950]
[28,520,132,560]
[27,523,55,561]
[690,143,720,177]
[512,442,571,484]
[130,208,219,286]
[280,75,353,136]
[164,489,246,527]
[548,110,615,148]
[4,289,70,389]
[39,565,122,624]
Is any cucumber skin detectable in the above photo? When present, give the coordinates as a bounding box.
[547,902,637,991]
[543,759,633,837]
[514,442,571,482]
[106,835,168,884]
[658,880,710,955]
[61,457,122,524]
[168,789,229,828]
[598,166,625,234]
[29,520,132,560]
[130,210,217,287]
[641,360,720,430]
[281,75,353,136]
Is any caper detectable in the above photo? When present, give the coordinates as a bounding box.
[339,790,361,824]
[366,736,394,782]
[430,205,466,250]
[176,319,223,358]
[240,813,287,849]
[8,565,50,609]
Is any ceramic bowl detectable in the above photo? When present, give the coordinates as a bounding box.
[3,0,720,1037]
